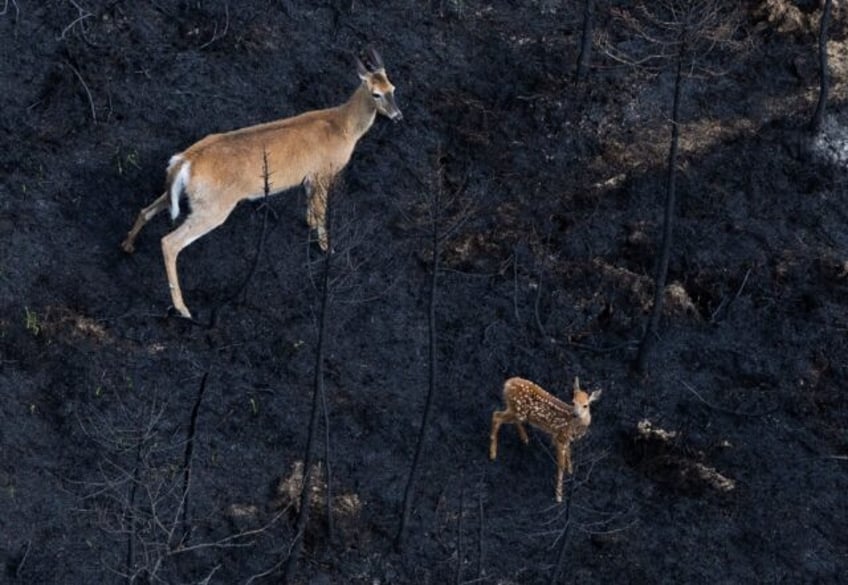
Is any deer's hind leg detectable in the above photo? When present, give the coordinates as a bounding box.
[122,191,170,253]
[160,200,237,319]
[490,407,530,459]
[489,409,511,460]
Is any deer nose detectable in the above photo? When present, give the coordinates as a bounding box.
[391,109,403,122]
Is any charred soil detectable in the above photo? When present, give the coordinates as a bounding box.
[1,2,847,584]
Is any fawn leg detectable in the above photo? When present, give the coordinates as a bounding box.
[489,411,504,460]
[515,422,530,445]
[490,409,515,460]
[555,443,568,503]
[555,466,564,503]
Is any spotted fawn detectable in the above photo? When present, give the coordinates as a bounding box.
[490,376,602,502]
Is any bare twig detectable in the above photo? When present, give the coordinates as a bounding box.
[245,555,287,585]
[58,0,92,41]
[1,0,19,19]
[64,60,97,123]
[477,472,485,581]
[172,513,287,553]
[568,340,639,354]
[534,274,547,338]
[200,1,230,50]
[198,565,221,585]
[710,267,751,323]
[14,539,31,579]
[512,251,521,324]
[680,379,778,417]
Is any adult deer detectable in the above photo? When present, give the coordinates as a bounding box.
[490,377,602,502]
[121,48,402,319]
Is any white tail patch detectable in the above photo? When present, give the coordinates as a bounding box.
[169,156,190,221]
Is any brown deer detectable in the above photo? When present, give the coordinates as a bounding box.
[490,377,602,502]
[121,48,403,319]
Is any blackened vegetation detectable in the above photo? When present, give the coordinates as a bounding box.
[1,2,847,584]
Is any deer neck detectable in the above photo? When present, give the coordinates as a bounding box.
[340,83,377,139]
[555,410,590,439]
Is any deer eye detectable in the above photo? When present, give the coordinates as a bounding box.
[372,92,383,100]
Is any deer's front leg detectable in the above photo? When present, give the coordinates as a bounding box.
[305,176,330,252]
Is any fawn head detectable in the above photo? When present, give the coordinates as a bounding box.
[571,377,602,426]
[356,47,403,122]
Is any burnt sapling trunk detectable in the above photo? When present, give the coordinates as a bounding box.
[177,371,209,545]
[396,179,442,551]
[810,0,832,134]
[575,0,596,82]
[635,34,686,374]
[284,184,336,584]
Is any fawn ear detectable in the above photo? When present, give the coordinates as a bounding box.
[573,377,580,392]
[588,389,603,403]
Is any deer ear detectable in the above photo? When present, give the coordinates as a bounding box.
[367,46,385,70]
[589,389,603,403]
[573,377,580,392]
[356,57,369,80]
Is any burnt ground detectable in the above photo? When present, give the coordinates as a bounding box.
[1,1,847,584]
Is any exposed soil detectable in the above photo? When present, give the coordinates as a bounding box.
[1,2,847,584]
